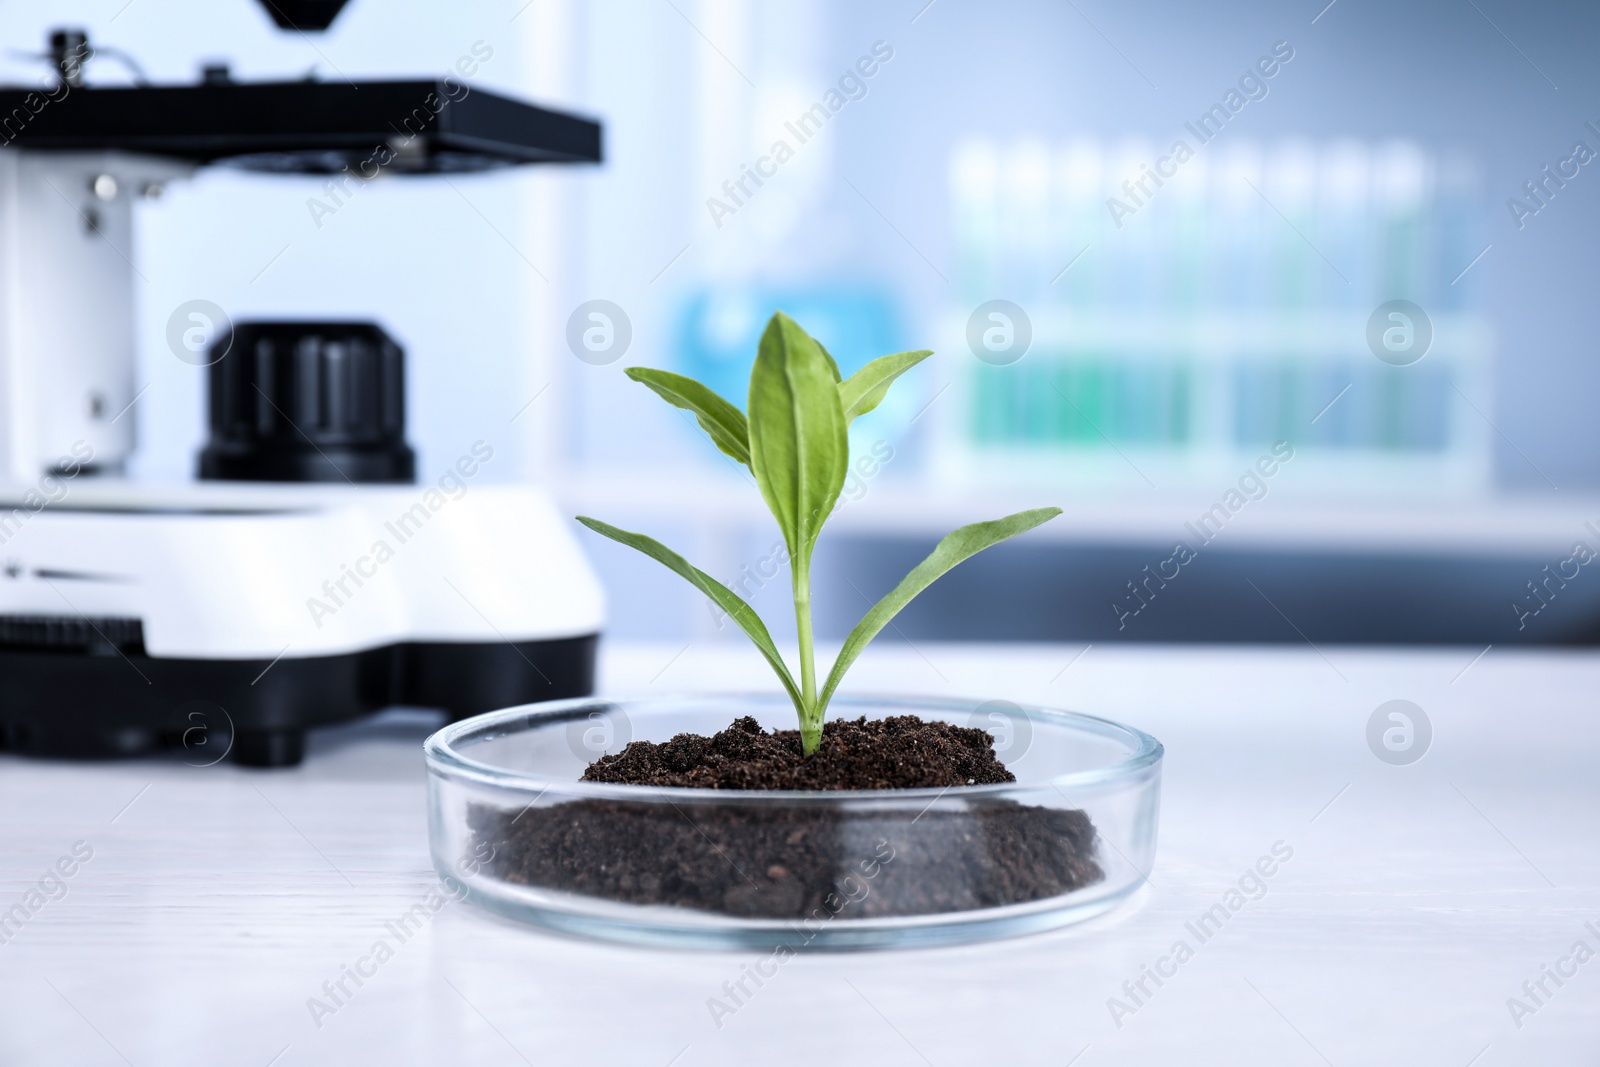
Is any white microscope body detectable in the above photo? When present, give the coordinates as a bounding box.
[0,27,605,765]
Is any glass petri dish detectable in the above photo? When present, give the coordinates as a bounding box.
[425,693,1162,950]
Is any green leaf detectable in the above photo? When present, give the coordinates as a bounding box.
[838,349,933,423]
[575,516,802,709]
[747,312,848,560]
[624,368,750,467]
[816,342,843,383]
[818,507,1063,711]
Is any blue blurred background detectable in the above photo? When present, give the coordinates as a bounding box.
[8,0,1600,646]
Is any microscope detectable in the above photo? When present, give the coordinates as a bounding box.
[0,1,605,766]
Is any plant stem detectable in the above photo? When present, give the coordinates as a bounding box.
[793,548,820,755]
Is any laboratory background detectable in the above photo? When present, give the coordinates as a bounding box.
[7,0,1587,648]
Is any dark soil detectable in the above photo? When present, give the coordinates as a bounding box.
[580,715,1018,790]
[471,715,1104,921]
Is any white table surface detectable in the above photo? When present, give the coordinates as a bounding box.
[2,641,1596,1066]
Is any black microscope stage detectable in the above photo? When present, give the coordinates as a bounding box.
[0,77,601,173]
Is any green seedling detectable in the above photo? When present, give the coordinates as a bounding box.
[578,311,1060,755]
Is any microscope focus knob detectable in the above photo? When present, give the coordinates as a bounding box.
[198,321,416,484]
